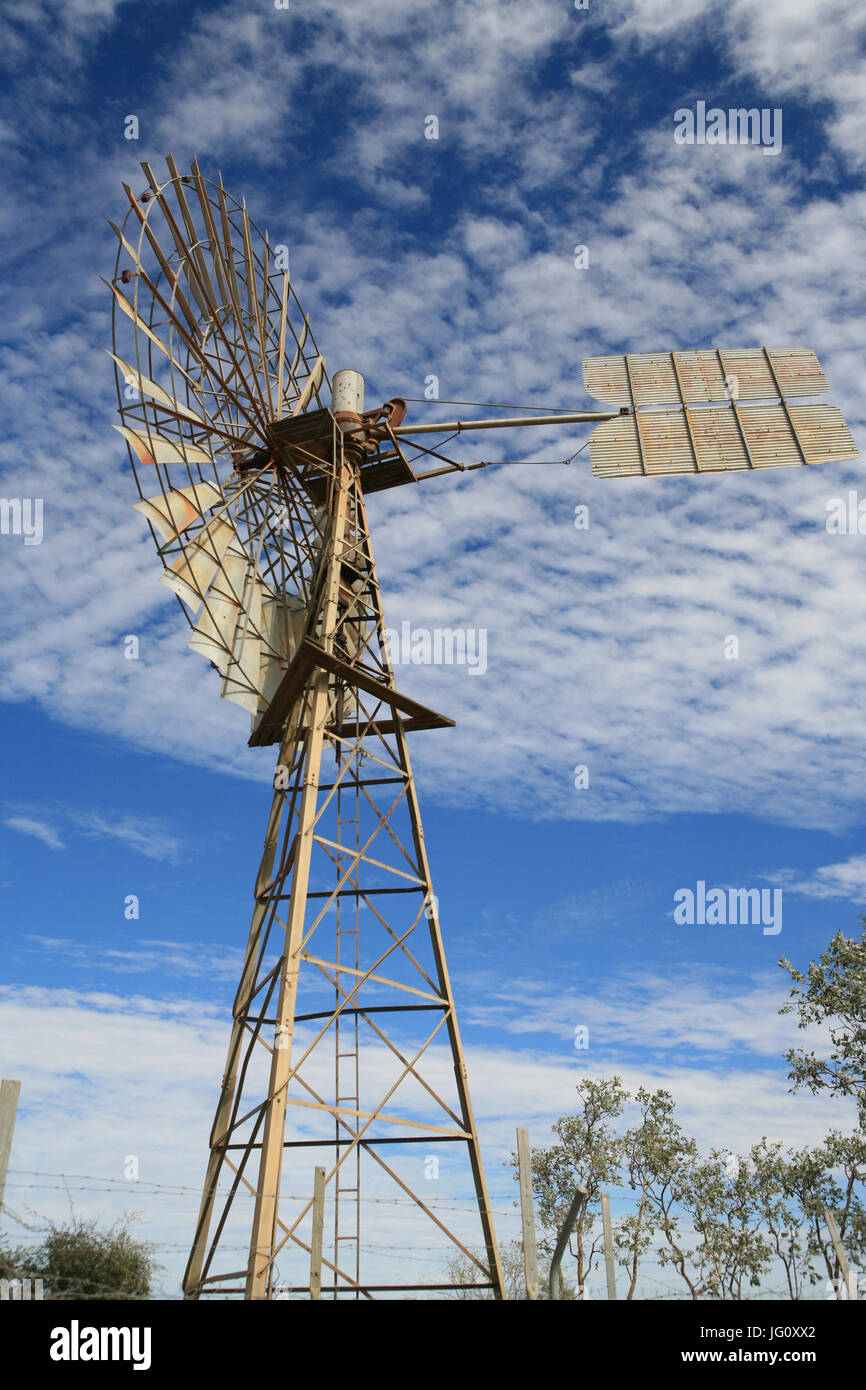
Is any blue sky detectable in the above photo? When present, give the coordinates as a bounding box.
[1,0,865,1296]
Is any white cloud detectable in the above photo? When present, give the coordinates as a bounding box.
[26,935,245,981]
[71,811,186,865]
[0,0,125,80]
[3,805,189,864]
[463,963,829,1061]
[605,0,866,170]
[3,816,65,851]
[773,854,866,902]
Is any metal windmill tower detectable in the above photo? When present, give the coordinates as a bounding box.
[106,156,858,1300]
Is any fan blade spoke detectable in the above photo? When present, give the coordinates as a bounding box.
[165,154,223,317]
[242,200,275,419]
[275,272,290,421]
[140,160,212,322]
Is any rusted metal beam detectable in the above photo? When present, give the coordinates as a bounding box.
[249,636,454,747]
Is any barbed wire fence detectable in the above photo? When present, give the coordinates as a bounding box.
[0,1167,852,1301]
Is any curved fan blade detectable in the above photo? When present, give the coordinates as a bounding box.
[160,516,237,608]
[133,481,222,543]
[221,569,263,714]
[104,280,196,381]
[188,543,249,672]
[114,424,214,466]
[257,592,306,709]
[107,352,205,424]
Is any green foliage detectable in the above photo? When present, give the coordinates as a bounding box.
[668,1149,773,1299]
[747,1138,821,1300]
[778,921,866,1290]
[516,1086,840,1301]
[616,1087,694,1298]
[0,1242,32,1282]
[1,1217,159,1301]
[779,920,866,1122]
[508,1077,628,1289]
[502,915,866,1300]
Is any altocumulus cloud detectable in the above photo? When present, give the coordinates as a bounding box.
[0,0,865,834]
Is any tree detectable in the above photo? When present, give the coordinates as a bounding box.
[615,1087,678,1299]
[0,1240,33,1283]
[615,1095,773,1299]
[779,921,866,1293]
[510,1077,627,1293]
[31,1217,157,1300]
[748,1138,820,1301]
[692,1151,773,1299]
[621,1094,706,1298]
[809,1130,866,1284]
[779,922,866,1123]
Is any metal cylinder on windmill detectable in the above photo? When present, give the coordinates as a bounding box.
[331,368,367,460]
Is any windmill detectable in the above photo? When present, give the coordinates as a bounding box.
[107,156,859,1301]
